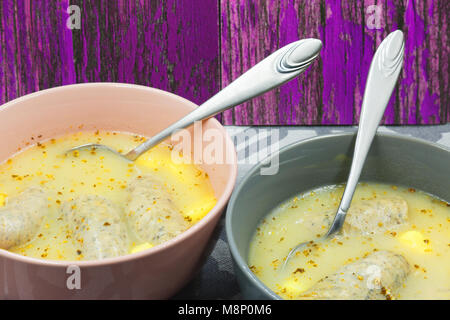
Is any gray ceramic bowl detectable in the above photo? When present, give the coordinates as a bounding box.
[226,132,450,300]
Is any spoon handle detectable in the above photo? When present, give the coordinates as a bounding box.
[125,38,322,160]
[326,30,405,236]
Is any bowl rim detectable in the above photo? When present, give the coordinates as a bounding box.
[0,82,238,267]
[225,131,450,300]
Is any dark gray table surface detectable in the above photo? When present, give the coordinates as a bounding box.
[174,124,450,300]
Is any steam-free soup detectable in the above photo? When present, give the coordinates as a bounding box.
[0,131,216,261]
[249,183,450,300]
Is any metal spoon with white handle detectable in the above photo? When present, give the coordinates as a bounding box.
[67,39,323,161]
[283,30,405,268]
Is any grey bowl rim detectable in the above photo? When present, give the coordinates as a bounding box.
[225,131,450,300]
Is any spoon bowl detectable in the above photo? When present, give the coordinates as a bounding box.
[66,143,134,161]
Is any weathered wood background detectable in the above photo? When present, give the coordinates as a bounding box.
[0,0,448,125]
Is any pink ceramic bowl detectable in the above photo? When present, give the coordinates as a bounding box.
[0,83,237,299]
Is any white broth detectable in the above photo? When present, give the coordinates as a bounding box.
[249,183,450,300]
[0,131,216,261]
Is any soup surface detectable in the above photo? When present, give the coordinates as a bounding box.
[0,131,216,261]
[249,183,450,300]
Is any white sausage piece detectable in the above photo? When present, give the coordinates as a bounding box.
[0,187,48,249]
[126,175,189,245]
[344,197,408,235]
[62,195,129,260]
[299,250,410,300]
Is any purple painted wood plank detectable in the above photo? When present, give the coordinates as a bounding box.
[1,0,447,124]
[220,0,449,125]
[0,0,76,104]
[0,0,219,107]
[70,0,219,105]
